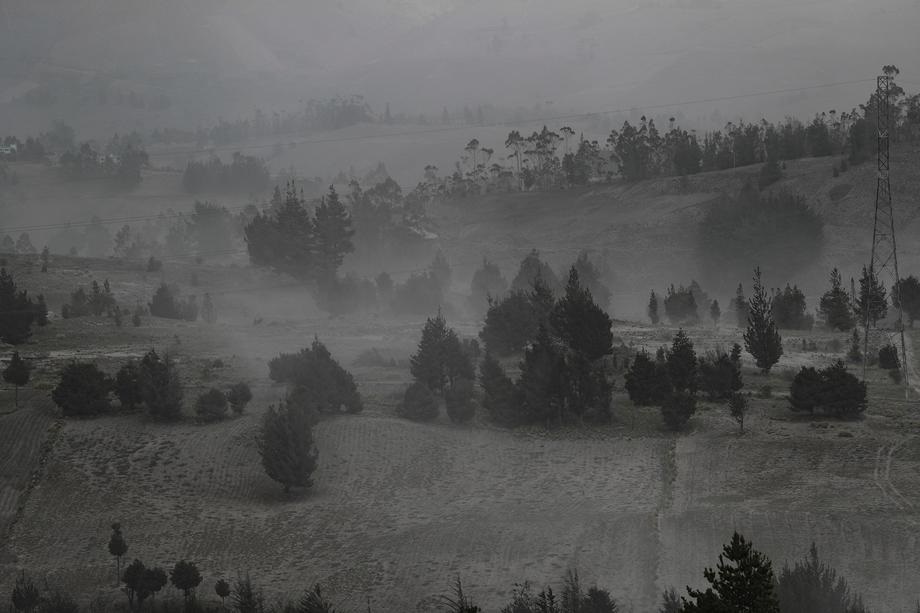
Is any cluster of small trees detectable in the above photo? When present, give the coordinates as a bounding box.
[0,268,48,345]
[195,382,252,422]
[625,330,745,431]
[61,279,116,318]
[400,312,476,423]
[0,233,38,255]
[245,183,355,291]
[148,283,200,321]
[52,350,183,420]
[182,153,271,195]
[480,268,614,427]
[259,339,362,492]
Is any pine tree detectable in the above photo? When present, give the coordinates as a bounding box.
[818,268,855,331]
[479,352,519,426]
[684,532,780,613]
[108,523,128,586]
[469,258,508,312]
[0,268,38,345]
[40,246,49,273]
[518,324,567,425]
[313,185,355,285]
[710,299,721,328]
[625,351,671,406]
[667,329,698,394]
[856,265,887,327]
[892,274,920,327]
[3,351,31,407]
[732,283,749,328]
[550,267,613,362]
[258,400,318,493]
[215,579,231,606]
[138,349,183,421]
[744,267,783,373]
[648,291,660,324]
[410,311,473,394]
[52,362,112,417]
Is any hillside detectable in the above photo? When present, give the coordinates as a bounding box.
[0,249,918,610]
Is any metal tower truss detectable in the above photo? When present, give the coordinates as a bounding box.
[864,74,910,396]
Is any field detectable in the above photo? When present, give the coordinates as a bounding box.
[3,149,920,611]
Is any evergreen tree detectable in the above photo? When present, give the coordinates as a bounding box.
[113,361,142,411]
[108,523,128,586]
[648,291,660,324]
[819,268,855,331]
[430,249,452,292]
[667,329,698,394]
[661,390,696,431]
[743,267,783,373]
[710,299,721,328]
[729,392,747,433]
[313,185,355,285]
[3,351,31,407]
[170,560,203,604]
[11,571,40,613]
[0,268,39,345]
[227,381,253,414]
[772,284,812,330]
[258,400,318,493]
[571,252,612,309]
[550,267,613,362]
[856,266,887,327]
[625,351,671,406]
[892,274,920,327]
[409,311,473,394]
[518,325,567,425]
[732,283,749,328]
[40,246,49,273]
[776,543,868,613]
[664,284,699,325]
[479,352,520,426]
[510,249,561,295]
[470,258,508,312]
[138,349,183,421]
[52,362,112,417]
[245,182,315,280]
[268,338,362,414]
[683,532,780,613]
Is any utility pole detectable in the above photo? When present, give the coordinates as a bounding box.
[864,74,910,398]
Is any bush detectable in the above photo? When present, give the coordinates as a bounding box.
[398,382,439,421]
[661,391,696,431]
[445,378,475,423]
[227,382,253,414]
[196,388,229,422]
[878,344,900,369]
[789,360,866,418]
[52,362,112,417]
[148,284,198,321]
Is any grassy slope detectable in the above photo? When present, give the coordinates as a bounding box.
[2,147,920,610]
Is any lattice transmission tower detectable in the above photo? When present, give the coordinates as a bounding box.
[863,74,909,396]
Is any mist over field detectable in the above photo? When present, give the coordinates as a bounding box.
[1,1,920,612]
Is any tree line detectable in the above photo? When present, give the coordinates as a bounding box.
[7,527,885,613]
